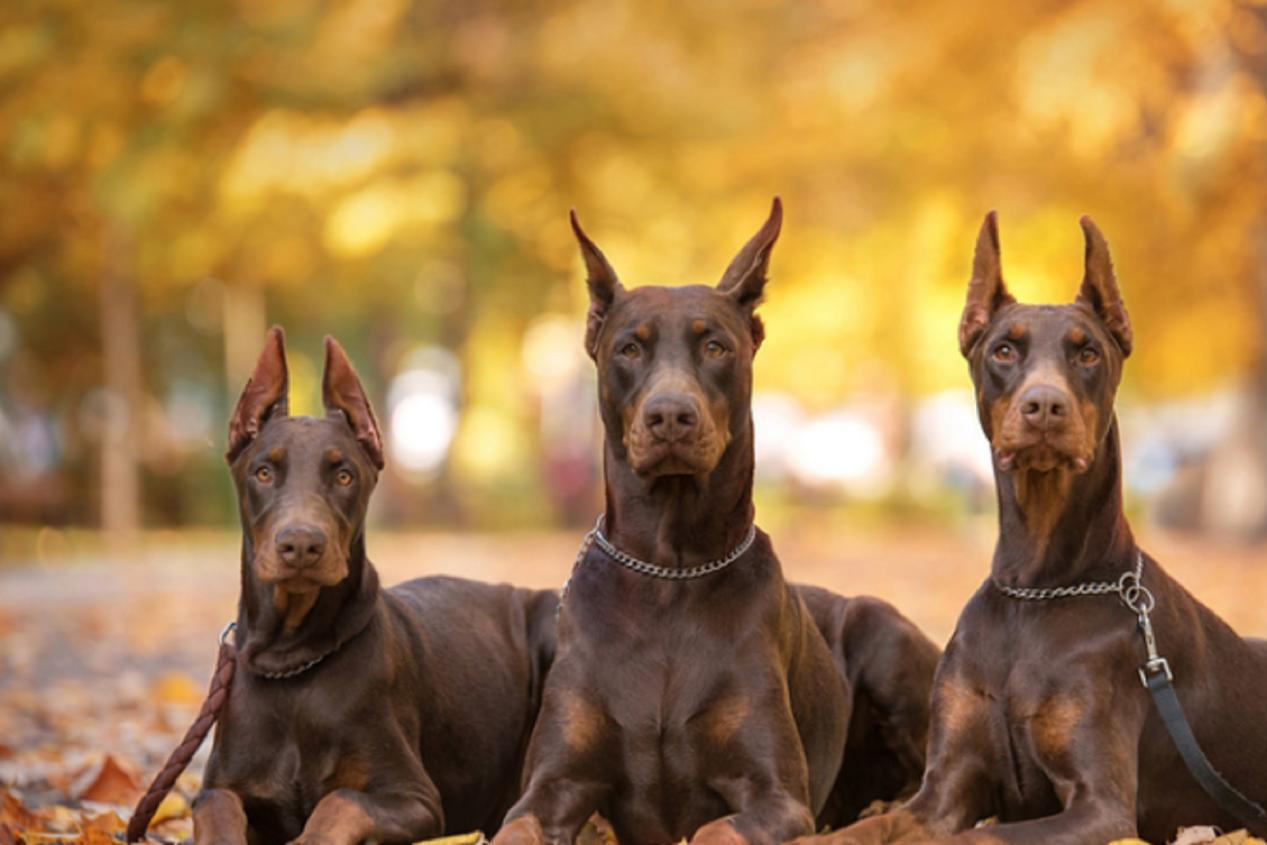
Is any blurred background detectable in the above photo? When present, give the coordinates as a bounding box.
[2,3,1267,837]
[1,0,1266,552]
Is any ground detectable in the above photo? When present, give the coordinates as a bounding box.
[1,522,1265,844]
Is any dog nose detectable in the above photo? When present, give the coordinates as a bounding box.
[275,525,327,569]
[642,394,700,442]
[1019,385,1070,431]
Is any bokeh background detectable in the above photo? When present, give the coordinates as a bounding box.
[3,0,1267,549]
[2,2,1267,841]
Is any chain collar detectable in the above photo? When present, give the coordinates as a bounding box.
[225,620,343,680]
[992,551,1144,603]
[590,515,757,580]
[993,551,1168,687]
[558,515,757,618]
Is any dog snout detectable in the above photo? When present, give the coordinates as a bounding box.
[274,524,327,569]
[1019,385,1070,432]
[642,393,700,442]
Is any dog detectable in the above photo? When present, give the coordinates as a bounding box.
[492,199,939,845]
[192,328,557,845]
[790,213,1267,844]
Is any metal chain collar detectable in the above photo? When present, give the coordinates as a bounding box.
[222,620,340,680]
[993,551,1168,687]
[558,515,758,617]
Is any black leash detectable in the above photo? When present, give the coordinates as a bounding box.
[1129,583,1267,833]
[1143,668,1267,830]
[996,552,1267,833]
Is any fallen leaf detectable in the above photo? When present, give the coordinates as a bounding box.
[82,810,127,834]
[413,833,485,845]
[149,791,190,825]
[36,805,78,833]
[0,787,39,830]
[150,672,203,707]
[74,755,140,805]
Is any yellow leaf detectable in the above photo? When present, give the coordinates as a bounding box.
[150,791,190,825]
[151,672,203,707]
[412,832,485,845]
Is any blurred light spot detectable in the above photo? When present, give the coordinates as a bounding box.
[387,346,460,479]
[324,170,465,258]
[752,392,805,482]
[786,411,888,497]
[522,315,582,391]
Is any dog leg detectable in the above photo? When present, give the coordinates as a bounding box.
[493,776,608,845]
[288,787,444,845]
[690,790,816,845]
[192,788,249,845]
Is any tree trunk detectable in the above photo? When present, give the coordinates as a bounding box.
[99,223,142,550]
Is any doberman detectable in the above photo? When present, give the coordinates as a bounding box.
[193,328,558,845]
[792,213,1267,845]
[492,199,940,845]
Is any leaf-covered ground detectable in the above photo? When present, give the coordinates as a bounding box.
[2,527,1264,844]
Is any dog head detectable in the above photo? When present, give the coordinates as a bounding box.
[572,199,781,479]
[960,212,1132,478]
[225,327,384,601]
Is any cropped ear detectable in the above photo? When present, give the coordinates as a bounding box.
[570,209,624,359]
[718,197,781,350]
[718,197,782,309]
[322,336,385,470]
[1076,216,1132,357]
[958,211,1016,357]
[227,326,289,463]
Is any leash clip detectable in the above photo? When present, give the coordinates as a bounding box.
[219,620,237,646]
[1139,656,1173,687]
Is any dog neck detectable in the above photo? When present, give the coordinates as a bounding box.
[235,532,380,678]
[991,416,1135,588]
[602,416,756,569]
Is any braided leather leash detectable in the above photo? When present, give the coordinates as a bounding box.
[126,623,237,843]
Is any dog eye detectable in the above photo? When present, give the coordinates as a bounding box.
[335,468,354,486]
[1078,346,1101,366]
[705,340,727,358]
[254,466,272,483]
[991,343,1015,363]
[620,342,641,359]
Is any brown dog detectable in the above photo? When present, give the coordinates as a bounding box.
[493,200,939,845]
[193,328,557,845]
[792,214,1267,845]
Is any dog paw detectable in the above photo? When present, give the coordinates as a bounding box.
[490,815,547,845]
[689,818,748,845]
